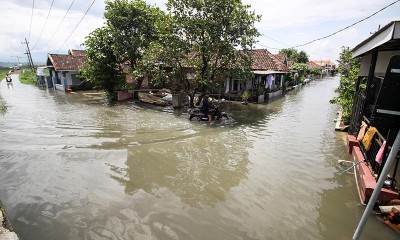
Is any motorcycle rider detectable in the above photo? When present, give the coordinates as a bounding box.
[5,74,12,83]
[200,90,213,123]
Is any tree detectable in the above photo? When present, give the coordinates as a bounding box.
[104,0,165,96]
[291,62,308,82]
[82,0,164,101]
[81,27,126,101]
[279,48,309,63]
[330,46,361,121]
[297,50,309,63]
[163,0,260,106]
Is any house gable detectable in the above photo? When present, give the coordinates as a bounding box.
[47,54,88,71]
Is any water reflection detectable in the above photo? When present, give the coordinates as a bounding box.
[108,126,250,207]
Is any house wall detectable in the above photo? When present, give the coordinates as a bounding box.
[65,71,81,86]
[359,51,400,77]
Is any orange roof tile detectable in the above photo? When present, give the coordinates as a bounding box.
[249,49,289,72]
[47,54,88,71]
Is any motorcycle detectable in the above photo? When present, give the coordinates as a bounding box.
[189,102,229,121]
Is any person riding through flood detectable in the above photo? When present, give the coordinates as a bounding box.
[5,74,12,83]
[200,91,213,123]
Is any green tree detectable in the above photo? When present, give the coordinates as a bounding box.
[279,48,298,63]
[104,0,165,97]
[82,0,164,101]
[330,46,361,121]
[81,27,126,101]
[162,0,260,106]
[279,48,309,63]
[291,62,308,81]
[297,50,309,63]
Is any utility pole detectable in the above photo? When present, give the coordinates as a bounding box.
[10,56,22,65]
[21,38,34,70]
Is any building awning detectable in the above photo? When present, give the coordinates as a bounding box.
[253,70,288,75]
[352,21,400,58]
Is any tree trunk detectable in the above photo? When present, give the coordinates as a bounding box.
[133,76,145,99]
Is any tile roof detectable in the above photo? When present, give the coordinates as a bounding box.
[274,53,287,64]
[307,61,323,69]
[249,49,289,72]
[311,60,336,67]
[68,49,86,56]
[47,54,88,71]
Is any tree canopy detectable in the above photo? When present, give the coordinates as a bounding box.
[81,0,165,101]
[165,0,260,93]
[81,27,126,101]
[279,48,309,63]
[82,0,261,105]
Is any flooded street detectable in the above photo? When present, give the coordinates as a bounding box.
[0,75,398,240]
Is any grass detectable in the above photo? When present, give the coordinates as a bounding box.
[19,69,36,84]
[0,68,10,81]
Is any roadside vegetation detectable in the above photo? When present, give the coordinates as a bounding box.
[0,67,9,80]
[19,68,36,84]
[330,46,361,122]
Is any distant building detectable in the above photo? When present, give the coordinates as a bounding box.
[309,60,336,76]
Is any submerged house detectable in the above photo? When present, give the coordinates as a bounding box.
[224,49,289,101]
[346,20,400,205]
[46,49,88,91]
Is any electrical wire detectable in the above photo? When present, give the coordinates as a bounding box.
[260,34,291,47]
[256,0,400,59]
[31,0,56,50]
[40,0,76,49]
[56,0,96,53]
[28,0,35,42]
[290,0,400,48]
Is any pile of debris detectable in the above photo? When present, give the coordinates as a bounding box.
[138,91,171,107]
[380,205,400,233]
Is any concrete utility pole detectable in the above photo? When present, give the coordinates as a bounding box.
[21,38,34,70]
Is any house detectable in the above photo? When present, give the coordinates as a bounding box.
[224,49,289,102]
[310,59,336,75]
[46,49,88,91]
[346,20,400,205]
[307,61,323,70]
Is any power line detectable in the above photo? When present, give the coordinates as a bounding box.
[28,0,35,42]
[260,34,291,47]
[255,43,280,50]
[57,0,96,53]
[40,0,76,49]
[32,0,56,50]
[290,0,400,48]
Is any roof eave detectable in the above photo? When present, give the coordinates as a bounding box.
[352,20,400,58]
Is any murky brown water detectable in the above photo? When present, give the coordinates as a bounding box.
[0,75,398,240]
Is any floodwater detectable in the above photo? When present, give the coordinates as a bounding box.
[0,74,398,240]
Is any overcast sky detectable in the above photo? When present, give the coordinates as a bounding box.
[1,0,399,64]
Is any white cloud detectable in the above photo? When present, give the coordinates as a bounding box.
[0,0,105,63]
[1,0,399,64]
